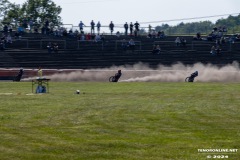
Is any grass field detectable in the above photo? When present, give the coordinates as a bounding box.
[0,82,239,160]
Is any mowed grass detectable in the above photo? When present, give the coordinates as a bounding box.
[0,82,239,160]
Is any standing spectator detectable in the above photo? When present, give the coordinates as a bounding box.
[129,22,133,35]
[45,19,49,28]
[29,19,34,32]
[97,21,101,34]
[152,45,161,54]
[134,21,140,32]
[23,17,28,31]
[8,24,12,33]
[3,25,8,33]
[148,24,152,33]
[78,21,85,33]
[124,22,128,36]
[90,20,95,34]
[109,21,114,35]
[78,21,85,32]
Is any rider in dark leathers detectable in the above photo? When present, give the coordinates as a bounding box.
[113,70,122,82]
[186,71,198,82]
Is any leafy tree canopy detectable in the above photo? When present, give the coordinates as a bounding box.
[3,0,62,27]
[155,14,240,35]
[0,0,10,20]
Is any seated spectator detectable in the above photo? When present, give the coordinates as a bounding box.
[74,30,79,36]
[159,31,165,38]
[116,31,121,38]
[80,34,85,41]
[62,29,68,36]
[134,29,138,37]
[1,34,6,43]
[17,26,24,35]
[193,32,202,40]
[86,33,91,41]
[213,26,218,32]
[128,39,135,52]
[236,34,240,41]
[219,36,225,45]
[152,45,161,54]
[68,29,73,37]
[228,35,236,44]
[210,46,216,55]
[151,30,157,38]
[6,34,12,44]
[53,43,59,53]
[121,39,128,51]
[175,37,181,46]
[215,45,221,56]
[100,34,105,41]
[91,34,96,40]
[0,40,5,50]
[216,38,221,46]
[217,31,223,38]
[95,34,101,42]
[47,42,53,53]
[34,26,39,34]
[14,31,21,39]
[147,32,152,38]
[222,26,227,32]
[180,37,187,46]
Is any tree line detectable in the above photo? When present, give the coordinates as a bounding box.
[0,0,239,35]
[154,14,240,35]
[0,0,61,28]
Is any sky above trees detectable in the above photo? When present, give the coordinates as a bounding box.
[8,0,240,32]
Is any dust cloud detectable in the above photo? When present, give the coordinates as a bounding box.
[45,62,240,82]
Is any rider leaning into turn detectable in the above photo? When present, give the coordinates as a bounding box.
[114,70,122,82]
[191,71,198,78]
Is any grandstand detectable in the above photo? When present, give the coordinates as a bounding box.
[0,32,239,80]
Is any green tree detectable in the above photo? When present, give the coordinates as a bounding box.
[2,3,22,26]
[4,0,62,27]
[0,0,10,22]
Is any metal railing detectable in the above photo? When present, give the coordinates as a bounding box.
[12,39,67,49]
[115,40,142,50]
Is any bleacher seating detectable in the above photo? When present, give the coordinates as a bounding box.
[0,33,239,69]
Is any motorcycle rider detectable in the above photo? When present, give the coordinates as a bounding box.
[114,70,122,82]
